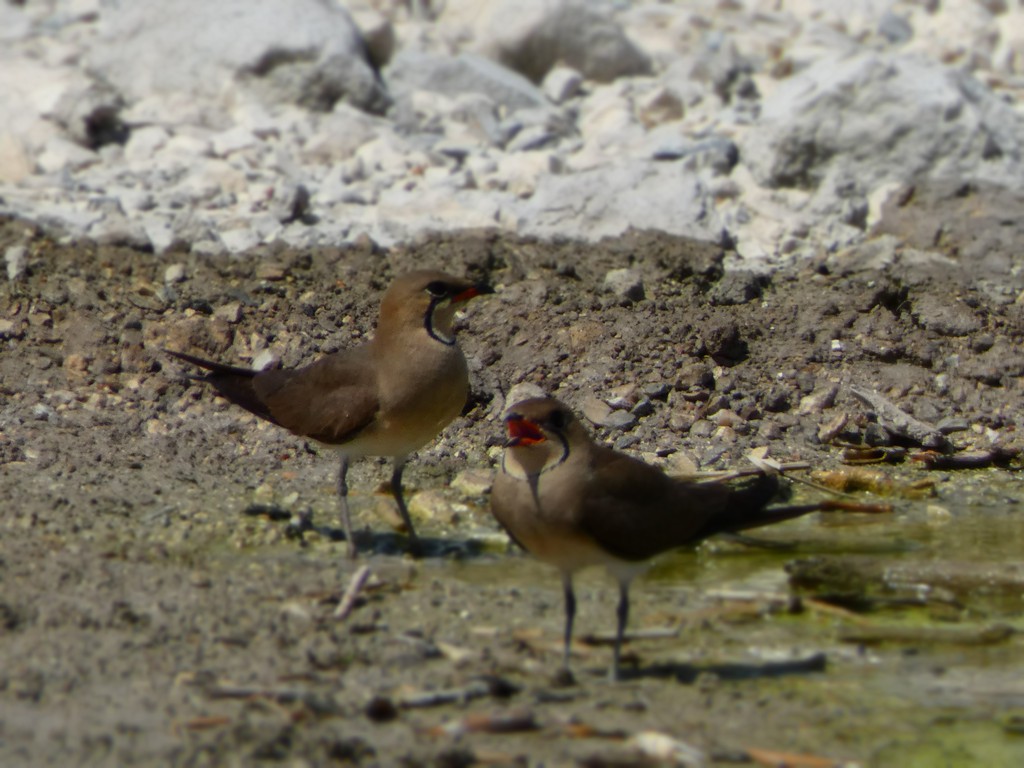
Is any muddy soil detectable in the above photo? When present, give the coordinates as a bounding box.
[3,217,1024,766]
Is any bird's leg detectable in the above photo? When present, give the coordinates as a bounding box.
[561,572,577,678]
[390,457,422,556]
[611,580,631,682]
[338,455,357,559]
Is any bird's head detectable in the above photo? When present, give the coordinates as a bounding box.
[502,397,581,478]
[380,270,493,345]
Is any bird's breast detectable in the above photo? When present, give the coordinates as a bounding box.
[343,340,468,457]
[493,468,621,573]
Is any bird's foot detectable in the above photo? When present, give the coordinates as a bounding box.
[344,538,359,559]
[406,535,424,558]
[284,508,314,540]
[551,667,576,687]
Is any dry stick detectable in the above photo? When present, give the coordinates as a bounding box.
[687,460,881,503]
[838,623,1015,646]
[398,680,498,709]
[207,685,318,703]
[334,564,372,620]
[580,627,683,646]
[674,461,811,482]
[849,385,949,449]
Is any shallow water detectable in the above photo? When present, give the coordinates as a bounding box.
[452,470,1024,765]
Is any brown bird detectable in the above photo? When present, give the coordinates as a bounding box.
[491,396,883,680]
[168,270,493,557]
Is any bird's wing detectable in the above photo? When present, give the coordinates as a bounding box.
[577,446,735,562]
[252,348,380,445]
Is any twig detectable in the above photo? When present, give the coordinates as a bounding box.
[674,461,811,482]
[838,623,1015,646]
[207,684,318,704]
[398,682,491,709]
[849,385,948,449]
[392,676,519,710]
[746,747,845,768]
[334,564,372,620]
[580,627,683,646]
[427,709,538,737]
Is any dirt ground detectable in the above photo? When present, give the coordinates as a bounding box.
[3,212,1024,766]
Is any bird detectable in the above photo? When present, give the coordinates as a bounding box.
[167,269,493,558]
[490,396,885,681]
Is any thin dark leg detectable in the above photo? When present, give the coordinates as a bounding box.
[562,572,577,674]
[390,457,422,555]
[337,455,357,559]
[611,580,630,682]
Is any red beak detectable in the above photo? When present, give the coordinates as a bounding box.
[452,283,494,303]
[505,415,545,447]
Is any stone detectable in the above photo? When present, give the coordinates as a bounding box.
[452,468,494,497]
[520,161,723,243]
[123,125,170,164]
[408,490,455,523]
[87,0,389,115]
[798,382,841,415]
[635,86,683,128]
[164,263,187,284]
[603,268,645,303]
[911,294,983,336]
[0,133,34,183]
[5,245,26,282]
[742,51,1024,193]
[36,137,98,173]
[211,126,258,158]
[385,51,549,112]
[505,382,547,410]
[582,395,637,430]
[251,348,279,371]
[468,0,651,83]
[542,67,583,104]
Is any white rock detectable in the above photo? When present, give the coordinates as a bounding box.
[211,126,259,158]
[635,85,684,128]
[386,51,549,112]
[123,125,170,164]
[0,133,34,183]
[36,136,97,174]
[465,0,652,83]
[300,105,383,163]
[574,82,644,158]
[140,215,176,254]
[542,67,583,104]
[5,245,27,282]
[0,3,31,43]
[88,214,151,248]
[505,382,547,411]
[519,161,722,243]
[742,51,1024,192]
[495,151,561,198]
[164,263,188,284]
[372,185,501,246]
[251,348,280,371]
[603,268,645,302]
[88,0,388,114]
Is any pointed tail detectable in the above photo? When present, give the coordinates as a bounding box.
[164,349,277,424]
[696,475,892,538]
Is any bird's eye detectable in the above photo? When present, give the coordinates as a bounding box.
[547,410,567,430]
[425,281,448,297]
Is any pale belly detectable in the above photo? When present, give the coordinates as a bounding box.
[321,386,465,458]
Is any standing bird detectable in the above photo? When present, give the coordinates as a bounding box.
[168,270,493,557]
[491,396,884,681]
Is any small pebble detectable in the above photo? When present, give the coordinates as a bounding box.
[603,268,645,303]
[164,263,187,283]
